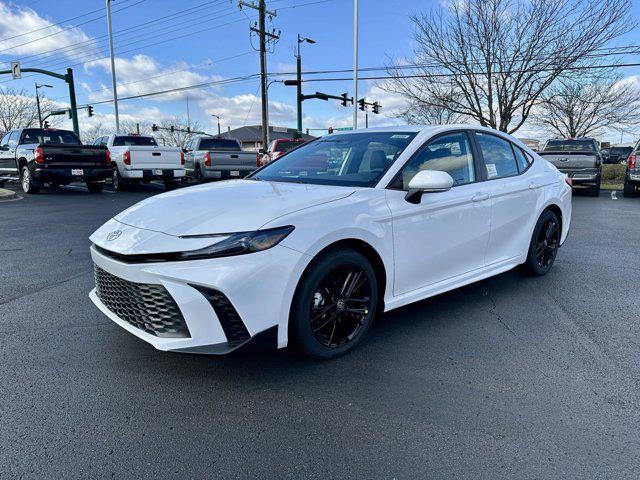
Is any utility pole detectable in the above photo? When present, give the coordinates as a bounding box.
[211,114,221,136]
[353,0,358,130]
[296,34,316,135]
[106,0,120,133]
[239,0,279,151]
[35,83,52,128]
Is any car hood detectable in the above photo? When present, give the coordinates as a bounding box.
[113,180,356,236]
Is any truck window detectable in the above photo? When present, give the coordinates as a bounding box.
[198,138,241,151]
[20,129,81,145]
[274,140,304,153]
[112,136,158,147]
[543,140,596,152]
[0,131,11,146]
[7,131,19,147]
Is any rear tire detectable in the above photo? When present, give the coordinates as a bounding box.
[623,178,636,198]
[589,181,601,197]
[86,181,104,193]
[163,179,178,190]
[111,166,126,192]
[290,248,379,359]
[195,165,204,184]
[523,210,560,276]
[21,165,40,194]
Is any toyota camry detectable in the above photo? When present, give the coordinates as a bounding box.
[89,125,572,359]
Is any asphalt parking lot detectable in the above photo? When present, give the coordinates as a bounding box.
[1,182,639,479]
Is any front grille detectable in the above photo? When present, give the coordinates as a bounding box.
[94,265,190,338]
[191,285,250,344]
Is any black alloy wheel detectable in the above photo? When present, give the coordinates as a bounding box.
[291,248,378,359]
[524,210,560,276]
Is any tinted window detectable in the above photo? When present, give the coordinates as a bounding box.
[512,145,530,172]
[610,147,632,157]
[252,132,418,187]
[392,132,475,189]
[274,140,304,153]
[198,138,241,150]
[543,140,596,152]
[112,136,157,147]
[20,129,81,145]
[7,131,19,147]
[475,133,519,179]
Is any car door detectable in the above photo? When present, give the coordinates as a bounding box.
[0,131,15,174]
[385,131,492,296]
[472,131,539,266]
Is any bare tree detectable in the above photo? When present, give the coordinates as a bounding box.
[385,0,635,133]
[534,72,640,138]
[395,96,468,125]
[153,116,203,147]
[81,122,111,143]
[0,87,59,131]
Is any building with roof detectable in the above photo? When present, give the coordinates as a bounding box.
[220,125,316,151]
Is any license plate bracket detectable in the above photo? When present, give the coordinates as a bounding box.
[230,170,240,177]
[71,169,84,176]
[153,169,163,176]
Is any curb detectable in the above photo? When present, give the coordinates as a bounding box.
[0,188,17,201]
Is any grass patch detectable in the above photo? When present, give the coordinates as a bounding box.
[601,183,624,190]
[602,164,626,183]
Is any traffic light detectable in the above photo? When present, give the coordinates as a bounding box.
[43,120,50,129]
[341,93,349,107]
[372,102,380,114]
[328,127,334,134]
[151,124,158,132]
[284,80,300,86]
[170,126,175,133]
[87,105,93,117]
[358,98,366,111]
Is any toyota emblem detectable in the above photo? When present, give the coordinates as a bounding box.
[106,230,122,241]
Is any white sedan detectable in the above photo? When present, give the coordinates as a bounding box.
[89,125,571,359]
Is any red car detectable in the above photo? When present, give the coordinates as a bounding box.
[259,138,307,166]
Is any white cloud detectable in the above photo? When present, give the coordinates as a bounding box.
[83,54,223,102]
[0,3,98,63]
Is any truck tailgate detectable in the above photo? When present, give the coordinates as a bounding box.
[209,151,256,167]
[129,147,181,169]
[44,146,108,168]
[538,152,598,170]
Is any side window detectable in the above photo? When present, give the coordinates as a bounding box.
[7,131,19,147]
[475,132,519,179]
[512,145,531,173]
[392,132,476,189]
[0,131,11,146]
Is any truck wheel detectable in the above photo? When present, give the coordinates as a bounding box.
[163,179,178,191]
[86,181,104,193]
[0,179,6,188]
[195,165,205,184]
[623,178,636,198]
[590,181,600,197]
[21,166,40,194]
[111,166,125,191]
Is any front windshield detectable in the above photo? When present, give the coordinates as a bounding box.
[251,131,418,187]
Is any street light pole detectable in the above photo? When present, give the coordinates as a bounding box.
[211,114,221,136]
[106,0,120,133]
[353,0,358,130]
[296,34,316,136]
[35,83,52,128]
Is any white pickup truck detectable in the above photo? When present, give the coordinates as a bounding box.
[93,134,185,191]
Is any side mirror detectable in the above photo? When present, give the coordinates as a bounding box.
[405,170,454,204]
[0,145,7,151]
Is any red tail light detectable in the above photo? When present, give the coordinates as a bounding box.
[34,146,44,164]
[105,149,111,165]
[204,152,212,167]
[256,153,262,167]
[629,154,636,169]
[123,150,131,165]
[564,177,572,187]
[180,151,185,165]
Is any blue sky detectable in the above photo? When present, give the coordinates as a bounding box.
[0,0,639,142]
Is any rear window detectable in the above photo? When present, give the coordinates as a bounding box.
[21,129,81,145]
[198,138,240,150]
[274,140,304,153]
[543,140,596,152]
[610,147,632,156]
[112,136,158,147]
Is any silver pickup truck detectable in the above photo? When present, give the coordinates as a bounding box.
[184,137,256,183]
[623,139,639,198]
[538,138,602,196]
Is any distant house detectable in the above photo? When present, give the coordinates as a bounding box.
[220,125,316,151]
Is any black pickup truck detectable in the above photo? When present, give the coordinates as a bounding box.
[0,128,110,194]
[538,138,602,196]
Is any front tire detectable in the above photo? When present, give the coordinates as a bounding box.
[290,248,379,359]
[21,165,40,194]
[523,210,560,276]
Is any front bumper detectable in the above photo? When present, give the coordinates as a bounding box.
[121,168,186,180]
[33,166,110,182]
[89,243,308,354]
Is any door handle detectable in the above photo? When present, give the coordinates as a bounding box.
[472,192,490,202]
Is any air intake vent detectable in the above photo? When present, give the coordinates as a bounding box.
[191,285,250,344]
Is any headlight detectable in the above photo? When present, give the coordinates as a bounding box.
[177,225,294,260]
